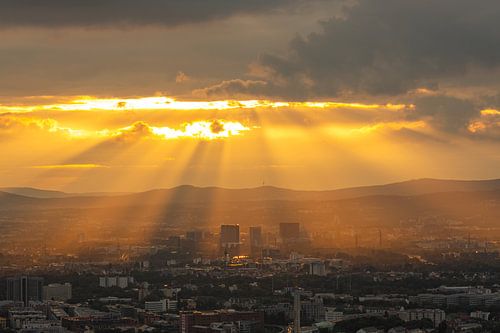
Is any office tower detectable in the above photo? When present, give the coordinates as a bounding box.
[6,276,43,306]
[294,291,301,333]
[249,226,262,257]
[279,223,300,241]
[220,225,240,243]
[220,224,240,257]
[186,230,204,242]
[167,236,181,249]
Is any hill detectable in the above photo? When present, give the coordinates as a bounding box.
[0,178,499,210]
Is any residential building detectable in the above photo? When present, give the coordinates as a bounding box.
[180,310,264,333]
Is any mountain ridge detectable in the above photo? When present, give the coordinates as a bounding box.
[2,178,500,198]
[0,178,499,210]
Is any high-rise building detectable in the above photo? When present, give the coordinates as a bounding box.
[6,276,43,306]
[220,225,240,244]
[186,230,204,242]
[279,223,300,241]
[167,236,181,249]
[220,224,240,257]
[249,226,262,257]
[294,291,301,333]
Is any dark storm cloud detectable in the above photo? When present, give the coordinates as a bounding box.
[193,79,270,99]
[408,95,479,133]
[0,0,313,28]
[405,95,499,140]
[230,0,500,98]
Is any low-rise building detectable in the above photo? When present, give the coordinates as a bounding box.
[8,308,46,330]
[397,309,445,327]
[99,276,134,288]
[43,283,72,301]
[180,310,264,333]
[470,311,490,320]
[324,307,343,322]
[145,300,167,313]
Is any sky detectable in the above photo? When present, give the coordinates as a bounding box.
[0,0,499,192]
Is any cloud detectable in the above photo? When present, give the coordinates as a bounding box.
[403,95,500,139]
[111,121,155,142]
[0,115,251,141]
[0,114,65,134]
[408,95,479,133]
[0,0,312,29]
[0,114,55,130]
[30,164,108,169]
[468,110,500,140]
[175,71,191,83]
[218,0,500,99]
[111,120,251,141]
[193,79,271,99]
[0,115,90,141]
[209,120,224,134]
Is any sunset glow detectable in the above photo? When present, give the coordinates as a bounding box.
[0,2,499,313]
[0,0,497,194]
[0,95,411,113]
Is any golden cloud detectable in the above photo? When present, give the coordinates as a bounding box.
[30,164,108,169]
[0,115,250,141]
[0,95,411,113]
[468,109,500,137]
[110,120,250,141]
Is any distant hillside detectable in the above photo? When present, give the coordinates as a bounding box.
[0,178,499,210]
[0,187,70,198]
[321,178,500,200]
[0,191,40,205]
[0,187,128,199]
[0,189,498,232]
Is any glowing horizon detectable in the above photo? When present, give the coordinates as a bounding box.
[0,94,498,192]
[0,95,411,113]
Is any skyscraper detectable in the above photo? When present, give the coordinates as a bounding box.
[6,276,43,306]
[294,291,301,333]
[220,224,240,257]
[186,230,204,242]
[220,225,239,244]
[249,226,262,258]
[279,223,300,241]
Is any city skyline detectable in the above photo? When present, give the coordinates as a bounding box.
[1,2,500,332]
